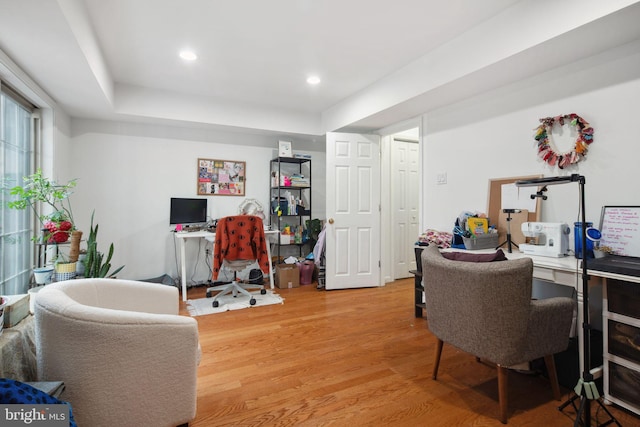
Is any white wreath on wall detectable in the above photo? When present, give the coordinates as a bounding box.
[238,198,265,219]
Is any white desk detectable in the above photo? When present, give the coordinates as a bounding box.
[174,230,279,301]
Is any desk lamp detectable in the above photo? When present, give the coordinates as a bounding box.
[515,174,620,427]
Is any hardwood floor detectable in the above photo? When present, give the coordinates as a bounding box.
[180,279,638,426]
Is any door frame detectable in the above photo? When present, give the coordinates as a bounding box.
[378,118,423,283]
[390,136,419,280]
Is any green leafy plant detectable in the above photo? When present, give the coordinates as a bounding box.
[6,168,76,224]
[83,212,124,278]
[5,169,77,242]
[305,218,323,247]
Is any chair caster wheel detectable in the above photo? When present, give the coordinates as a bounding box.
[260,289,267,295]
[249,298,257,306]
[212,300,219,308]
[206,292,212,298]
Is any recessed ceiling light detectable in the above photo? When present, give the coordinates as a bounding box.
[306,75,321,85]
[179,50,198,61]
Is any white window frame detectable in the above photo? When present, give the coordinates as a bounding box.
[1,81,38,295]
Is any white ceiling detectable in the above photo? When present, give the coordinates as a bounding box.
[1,0,640,137]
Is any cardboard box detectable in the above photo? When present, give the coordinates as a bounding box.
[2,293,30,328]
[276,264,300,289]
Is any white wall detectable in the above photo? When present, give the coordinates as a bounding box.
[421,39,640,248]
[68,119,325,284]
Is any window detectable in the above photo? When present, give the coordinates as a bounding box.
[1,82,35,295]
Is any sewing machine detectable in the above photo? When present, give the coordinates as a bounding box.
[519,222,571,257]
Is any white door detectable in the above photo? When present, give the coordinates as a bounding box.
[392,139,419,279]
[325,132,381,290]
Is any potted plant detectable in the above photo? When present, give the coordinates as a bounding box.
[305,218,323,247]
[53,252,77,282]
[594,244,615,258]
[6,169,82,261]
[83,212,124,278]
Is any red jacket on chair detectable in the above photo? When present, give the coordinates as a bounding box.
[212,215,270,280]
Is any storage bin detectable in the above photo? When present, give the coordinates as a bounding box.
[271,197,288,214]
[608,279,640,319]
[298,261,315,285]
[280,234,291,245]
[462,234,499,250]
[608,319,640,365]
[608,360,640,412]
[3,294,29,327]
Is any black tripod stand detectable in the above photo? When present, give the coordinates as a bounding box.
[516,175,620,427]
[496,209,520,253]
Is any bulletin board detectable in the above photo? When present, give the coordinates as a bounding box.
[197,158,245,196]
[487,175,542,246]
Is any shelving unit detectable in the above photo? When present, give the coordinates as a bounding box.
[270,157,312,261]
[35,241,70,268]
[411,246,425,318]
[603,278,640,416]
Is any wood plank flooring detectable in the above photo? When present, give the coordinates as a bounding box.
[180,279,639,426]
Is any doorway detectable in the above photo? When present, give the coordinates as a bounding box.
[381,127,420,282]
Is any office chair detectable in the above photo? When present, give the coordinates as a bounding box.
[207,215,271,307]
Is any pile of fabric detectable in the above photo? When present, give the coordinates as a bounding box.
[417,229,452,248]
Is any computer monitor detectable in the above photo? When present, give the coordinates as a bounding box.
[599,205,640,257]
[169,198,207,225]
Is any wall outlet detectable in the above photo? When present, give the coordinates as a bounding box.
[436,172,447,185]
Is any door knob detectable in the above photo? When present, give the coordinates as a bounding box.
[328,218,334,224]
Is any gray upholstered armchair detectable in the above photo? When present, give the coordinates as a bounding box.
[421,245,574,424]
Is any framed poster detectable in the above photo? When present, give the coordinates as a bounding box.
[197,158,245,196]
[278,140,292,157]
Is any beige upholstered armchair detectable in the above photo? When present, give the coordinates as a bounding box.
[421,245,574,424]
[34,278,199,427]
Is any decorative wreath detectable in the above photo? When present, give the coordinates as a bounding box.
[534,113,594,169]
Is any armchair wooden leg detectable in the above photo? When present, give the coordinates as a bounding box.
[432,339,444,380]
[544,355,562,400]
[497,365,509,424]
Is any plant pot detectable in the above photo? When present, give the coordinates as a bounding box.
[76,253,87,276]
[593,249,608,259]
[55,262,77,281]
[34,266,54,285]
[69,230,83,262]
